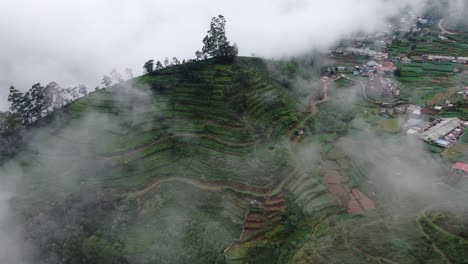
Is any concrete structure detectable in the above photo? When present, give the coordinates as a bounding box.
[423,55,456,62]
[438,35,448,41]
[420,117,462,146]
[422,55,468,64]
[372,52,389,60]
[343,47,377,57]
[401,57,412,64]
[457,57,468,64]
[367,61,380,67]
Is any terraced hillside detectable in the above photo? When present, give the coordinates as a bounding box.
[5,56,468,264]
[4,57,341,263]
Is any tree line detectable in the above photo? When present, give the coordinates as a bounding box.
[141,14,238,75]
[1,14,237,143]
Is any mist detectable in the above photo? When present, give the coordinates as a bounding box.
[0,0,447,110]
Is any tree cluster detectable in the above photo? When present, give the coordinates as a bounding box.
[142,57,187,75]
[7,82,87,126]
[198,15,238,62]
[141,14,239,76]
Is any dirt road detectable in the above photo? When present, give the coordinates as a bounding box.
[438,19,457,35]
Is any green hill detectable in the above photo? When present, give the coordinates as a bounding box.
[3,57,468,263]
[5,57,317,263]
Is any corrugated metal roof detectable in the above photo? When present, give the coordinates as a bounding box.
[453,162,468,173]
[421,117,461,141]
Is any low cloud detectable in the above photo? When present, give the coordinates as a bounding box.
[0,0,444,110]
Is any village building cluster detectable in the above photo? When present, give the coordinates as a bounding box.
[405,116,468,148]
[422,54,468,64]
[326,12,468,185]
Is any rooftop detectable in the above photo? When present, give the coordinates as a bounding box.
[453,162,468,173]
[421,117,461,142]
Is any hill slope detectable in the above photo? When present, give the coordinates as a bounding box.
[3,57,468,264]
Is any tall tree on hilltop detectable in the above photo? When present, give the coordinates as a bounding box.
[78,85,88,96]
[124,68,134,79]
[45,82,66,110]
[29,83,52,119]
[102,75,113,86]
[143,60,154,73]
[195,50,204,60]
[110,69,123,83]
[66,86,79,102]
[8,86,27,124]
[8,83,52,124]
[155,60,163,71]
[201,15,238,61]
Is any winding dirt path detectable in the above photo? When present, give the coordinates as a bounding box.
[132,176,280,212]
[438,19,458,35]
[289,77,330,138]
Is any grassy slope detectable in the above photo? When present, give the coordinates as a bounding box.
[5,56,468,263]
[9,57,310,263]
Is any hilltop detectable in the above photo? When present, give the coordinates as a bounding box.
[5,57,329,263]
[2,53,468,264]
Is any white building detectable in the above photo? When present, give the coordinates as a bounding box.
[457,57,468,64]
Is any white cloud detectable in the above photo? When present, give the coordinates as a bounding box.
[0,0,444,110]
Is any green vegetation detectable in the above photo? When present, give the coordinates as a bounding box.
[3,23,468,263]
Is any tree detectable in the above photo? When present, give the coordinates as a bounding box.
[30,83,53,118]
[60,226,128,264]
[46,82,66,110]
[172,57,180,65]
[0,111,20,137]
[155,61,163,71]
[195,50,204,60]
[164,57,170,67]
[102,75,113,86]
[8,86,26,123]
[66,86,80,101]
[124,68,134,79]
[78,85,88,96]
[110,69,123,83]
[8,83,52,124]
[143,59,154,73]
[201,15,238,61]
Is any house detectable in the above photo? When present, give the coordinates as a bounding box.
[420,117,462,147]
[418,18,428,24]
[449,162,468,183]
[372,52,389,60]
[366,61,380,67]
[375,60,396,75]
[401,57,412,64]
[457,57,468,64]
[407,105,422,116]
[423,55,456,62]
[343,47,378,57]
[438,35,448,41]
[457,87,468,100]
[421,108,438,115]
